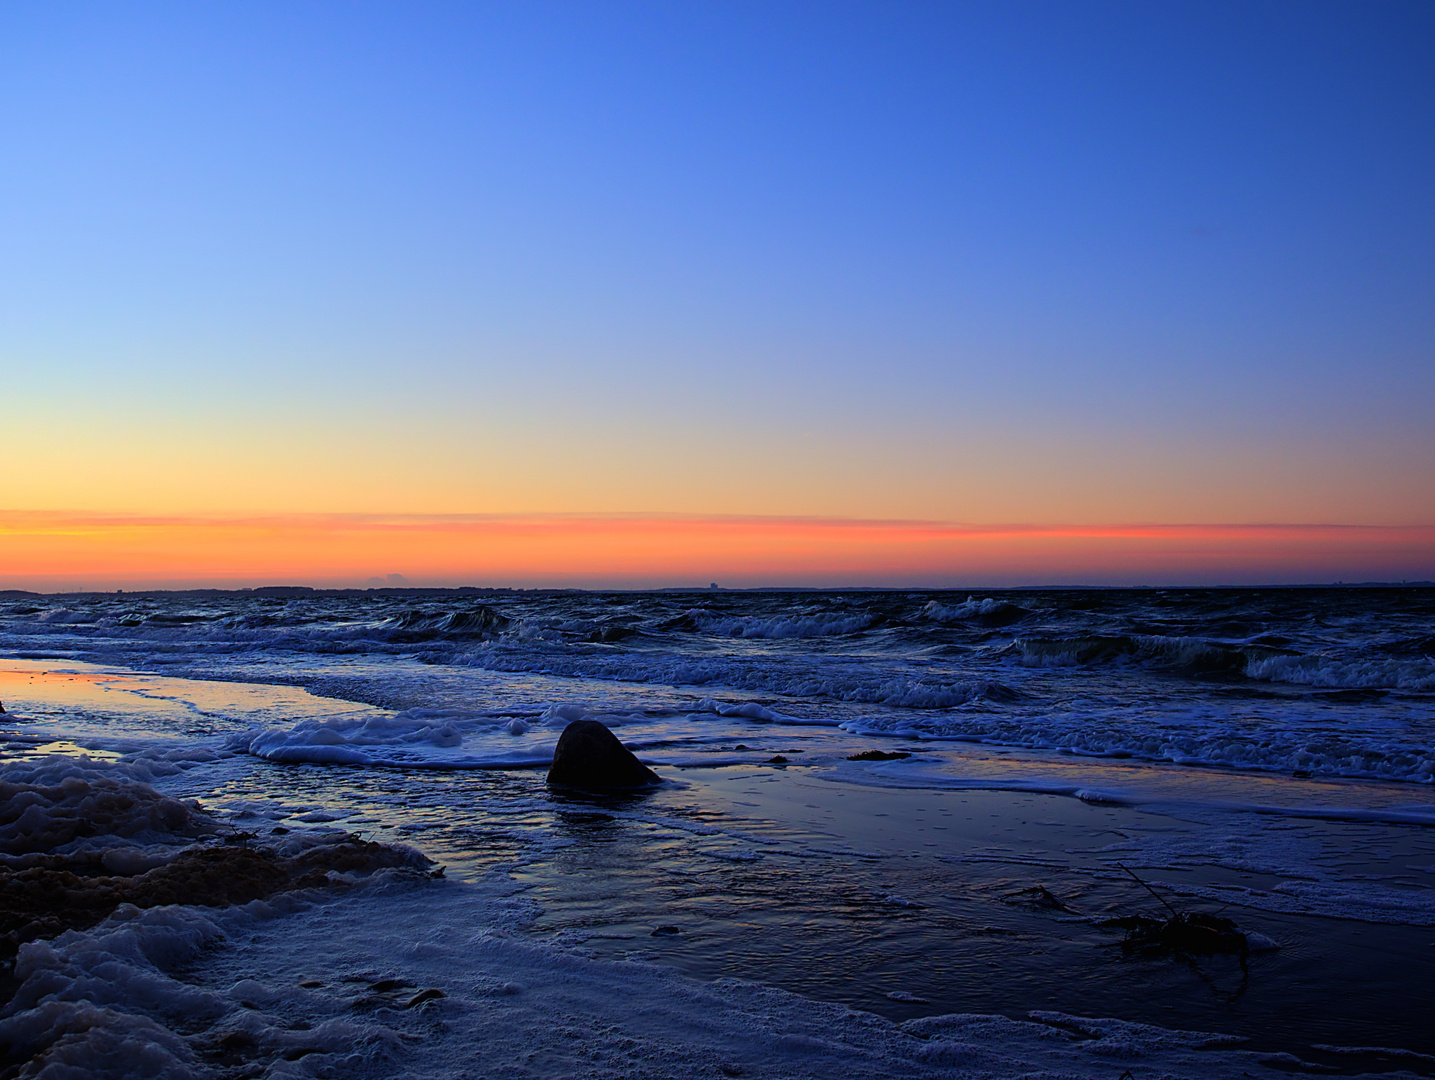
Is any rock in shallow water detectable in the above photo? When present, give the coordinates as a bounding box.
[547,720,662,790]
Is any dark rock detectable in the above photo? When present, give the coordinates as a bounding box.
[847,750,911,761]
[651,925,681,936]
[547,720,662,790]
[766,756,788,764]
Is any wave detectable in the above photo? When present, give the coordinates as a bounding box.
[691,698,838,726]
[36,607,98,625]
[1015,632,1435,691]
[374,607,512,642]
[234,709,553,770]
[1014,634,1261,675]
[673,608,879,639]
[921,597,1030,626]
[451,643,1014,709]
[1246,653,1435,692]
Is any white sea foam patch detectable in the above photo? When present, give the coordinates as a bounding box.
[920,597,1027,622]
[0,887,444,1079]
[0,757,216,865]
[691,698,838,726]
[236,709,557,770]
[0,879,1345,1080]
[685,609,878,639]
[36,607,96,625]
[1246,653,1435,692]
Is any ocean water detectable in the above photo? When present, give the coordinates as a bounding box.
[3,586,1434,1078]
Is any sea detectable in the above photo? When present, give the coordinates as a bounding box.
[2,586,1434,1078]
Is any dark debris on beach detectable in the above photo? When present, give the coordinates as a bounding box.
[1104,865,1253,958]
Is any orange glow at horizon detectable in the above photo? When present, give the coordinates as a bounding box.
[2,512,1432,591]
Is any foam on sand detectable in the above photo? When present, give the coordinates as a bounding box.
[2,878,1363,1080]
[0,757,1414,1079]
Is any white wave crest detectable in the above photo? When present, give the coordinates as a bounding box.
[921,597,1022,622]
[236,710,554,769]
[1245,654,1435,691]
[687,609,877,639]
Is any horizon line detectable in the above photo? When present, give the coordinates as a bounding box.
[4,580,1435,599]
[3,512,1432,591]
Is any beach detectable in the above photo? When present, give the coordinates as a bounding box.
[2,588,1434,1076]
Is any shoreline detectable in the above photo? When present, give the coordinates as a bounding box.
[3,765,1432,1077]
[2,656,1434,1072]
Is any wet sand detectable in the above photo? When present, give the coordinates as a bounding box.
[512,765,1435,1059]
[3,658,1434,1067]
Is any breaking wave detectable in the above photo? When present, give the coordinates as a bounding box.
[921,597,1030,626]
[1015,632,1435,690]
[674,609,879,639]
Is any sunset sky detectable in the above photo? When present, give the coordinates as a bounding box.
[3,2,1432,588]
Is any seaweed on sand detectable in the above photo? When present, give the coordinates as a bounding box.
[1102,865,1257,1005]
[1104,864,1249,957]
[1105,910,1249,957]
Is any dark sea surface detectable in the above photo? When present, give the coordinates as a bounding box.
[3,586,1434,1067]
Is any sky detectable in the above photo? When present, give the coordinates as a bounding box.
[2,1,1433,588]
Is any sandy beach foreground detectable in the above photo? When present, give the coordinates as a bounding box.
[3,656,1434,1077]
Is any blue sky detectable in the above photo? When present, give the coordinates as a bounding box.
[3,1,1432,525]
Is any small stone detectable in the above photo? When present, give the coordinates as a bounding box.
[767,756,788,764]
